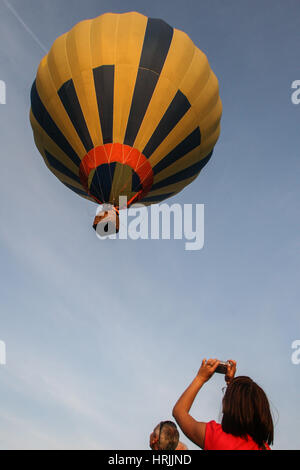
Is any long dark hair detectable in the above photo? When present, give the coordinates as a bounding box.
[221,376,274,448]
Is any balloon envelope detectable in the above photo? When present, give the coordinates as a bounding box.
[30,11,222,215]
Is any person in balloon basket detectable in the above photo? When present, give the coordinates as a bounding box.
[172,359,273,450]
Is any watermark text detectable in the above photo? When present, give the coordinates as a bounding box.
[95,197,204,251]
[291,80,300,105]
[0,80,6,104]
[291,340,300,365]
[0,340,6,365]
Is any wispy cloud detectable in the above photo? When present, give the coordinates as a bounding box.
[3,0,48,53]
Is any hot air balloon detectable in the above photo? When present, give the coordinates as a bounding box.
[30,11,222,234]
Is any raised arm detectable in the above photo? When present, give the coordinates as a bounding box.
[172,358,220,449]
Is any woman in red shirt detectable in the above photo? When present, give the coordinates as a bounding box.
[172,359,273,450]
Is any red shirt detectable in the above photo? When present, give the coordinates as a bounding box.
[204,421,271,450]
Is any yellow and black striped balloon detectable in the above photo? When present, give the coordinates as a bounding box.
[30,11,222,211]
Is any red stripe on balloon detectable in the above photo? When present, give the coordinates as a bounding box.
[79,143,153,206]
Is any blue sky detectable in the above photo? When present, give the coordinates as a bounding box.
[0,0,300,450]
